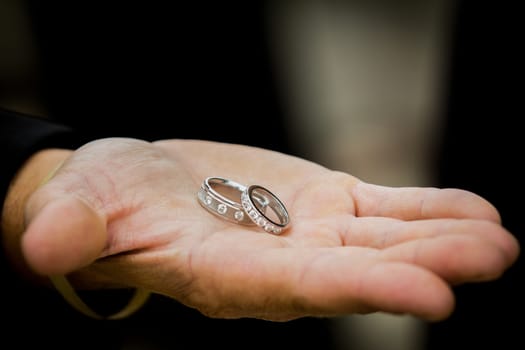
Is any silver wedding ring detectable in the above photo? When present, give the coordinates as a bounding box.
[241,185,290,234]
[197,177,268,226]
[197,177,290,234]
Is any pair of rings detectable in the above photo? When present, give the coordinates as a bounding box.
[197,177,290,234]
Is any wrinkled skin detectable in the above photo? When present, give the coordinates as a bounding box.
[21,138,519,322]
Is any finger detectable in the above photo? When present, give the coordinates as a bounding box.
[194,246,454,321]
[343,216,519,258]
[351,182,501,222]
[264,248,455,321]
[283,250,455,321]
[22,194,107,276]
[379,232,519,284]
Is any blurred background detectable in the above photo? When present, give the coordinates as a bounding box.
[268,1,452,348]
[1,0,522,349]
[269,0,453,189]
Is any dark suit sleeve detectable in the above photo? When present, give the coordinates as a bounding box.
[0,108,80,207]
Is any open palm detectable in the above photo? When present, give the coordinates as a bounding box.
[23,138,519,321]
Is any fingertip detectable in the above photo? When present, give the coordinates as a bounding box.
[22,196,107,276]
[365,263,456,321]
[442,189,502,223]
[408,276,456,322]
[423,289,455,322]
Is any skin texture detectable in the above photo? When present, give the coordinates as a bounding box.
[2,138,519,322]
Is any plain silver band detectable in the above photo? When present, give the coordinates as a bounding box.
[198,177,268,225]
[241,184,290,234]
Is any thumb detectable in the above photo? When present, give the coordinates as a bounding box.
[22,194,107,276]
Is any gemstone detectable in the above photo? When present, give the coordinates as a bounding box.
[217,204,227,214]
[234,210,244,221]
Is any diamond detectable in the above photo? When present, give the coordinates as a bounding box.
[234,210,244,221]
[217,204,227,214]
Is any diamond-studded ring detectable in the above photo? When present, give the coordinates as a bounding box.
[241,184,290,235]
[197,177,269,226]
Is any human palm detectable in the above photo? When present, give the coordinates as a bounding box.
[22,138,519,321]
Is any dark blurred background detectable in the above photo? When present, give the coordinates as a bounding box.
[1,0,522,349]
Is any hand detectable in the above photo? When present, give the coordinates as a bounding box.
[20,138,519,321]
